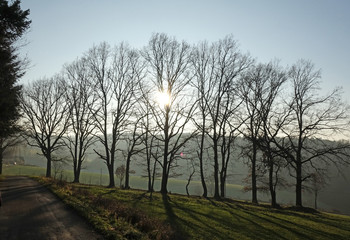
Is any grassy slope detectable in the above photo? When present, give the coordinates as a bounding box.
[33,177,350,240]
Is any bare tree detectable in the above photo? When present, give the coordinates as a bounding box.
[20,77,70,177]
[88,42,144,187]
[185,157,196,197]
[190,41,211,197]
[192,37,251,199]
[313,171,327,210]
[238,73,263,204]
[245,61,288,207]
[272,59,350,207]
[142,33,197,194]
[138,83,161,193]
[63,57,98,183]
[122,112,144,189]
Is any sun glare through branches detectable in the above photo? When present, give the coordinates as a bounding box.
[156,90,171,107]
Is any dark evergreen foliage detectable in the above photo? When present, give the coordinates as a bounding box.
[0,0,30,138]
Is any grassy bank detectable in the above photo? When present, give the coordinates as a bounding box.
[35,177,350,240]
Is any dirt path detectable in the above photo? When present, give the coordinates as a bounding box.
[0,176,104,240]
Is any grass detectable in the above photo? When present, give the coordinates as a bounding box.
[33,177,350,240]
[2,164,47,176]
[3,165,350,239]
[1,164,244,194]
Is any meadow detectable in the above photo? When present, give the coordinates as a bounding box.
[0,164,340,213]
[2,164,246,197]
[36,176,350,240]
[3,164,350,239]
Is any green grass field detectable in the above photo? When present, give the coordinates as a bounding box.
[1,164,245,197]
[36,177,350,240]
[3,165,350,239]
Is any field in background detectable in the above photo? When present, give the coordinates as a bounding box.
[4,140,350,215]
[3,164,346,216]
[2,164,244,197]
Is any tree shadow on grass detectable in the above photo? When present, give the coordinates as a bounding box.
[224,201,347,240]
[170,200,244,239]
[162,194,190,240]
[259,211,350,239]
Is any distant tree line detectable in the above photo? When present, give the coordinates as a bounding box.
[3,28,350,208]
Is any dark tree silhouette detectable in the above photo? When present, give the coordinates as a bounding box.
[88,42,144,187]
[192,37,251,199]
[307,171,327,209]
[63,57,97,183]
[272,60,350,207]
[122,113,144,189]
[20,77,71,177]
[142,33,197,195]
[250,61,288,207]
[138,83,161,193]
[0,0,30,174]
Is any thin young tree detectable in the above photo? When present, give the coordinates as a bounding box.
[122,112,145,189]
[138,83,161,193]
[20,77,71,177]
[308,171,327,209]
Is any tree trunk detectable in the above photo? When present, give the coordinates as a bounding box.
[147,160,152,192]
[160,150,169,194]
[160,136,169,193]
[125,154,131,189]
[314,191,318,209]
[220,173,225,198]
[213,139,220,200]
[150,159,157,200]
[0,139,3,174]
[199,133,207,197]
[107,163,115,187]
[46,154,51,178]
[269,162,277,207]
[0,150,3,175]
[296,163,303,207]
[186,175,192,197]
[146,133,153,192]
[73,156,79,182]
[74,152,83,183]
[73,166,81,183]
[251,142,258,204]
[73,135,79,182]
[161,109,170,194]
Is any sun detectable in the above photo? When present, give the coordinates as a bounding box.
[156,91,171,107]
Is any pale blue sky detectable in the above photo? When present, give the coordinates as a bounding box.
[20,0,350,102]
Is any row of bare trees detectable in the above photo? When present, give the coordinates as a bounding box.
[19,33,350,207]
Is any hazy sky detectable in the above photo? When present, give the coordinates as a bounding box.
[19,0,350,102]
